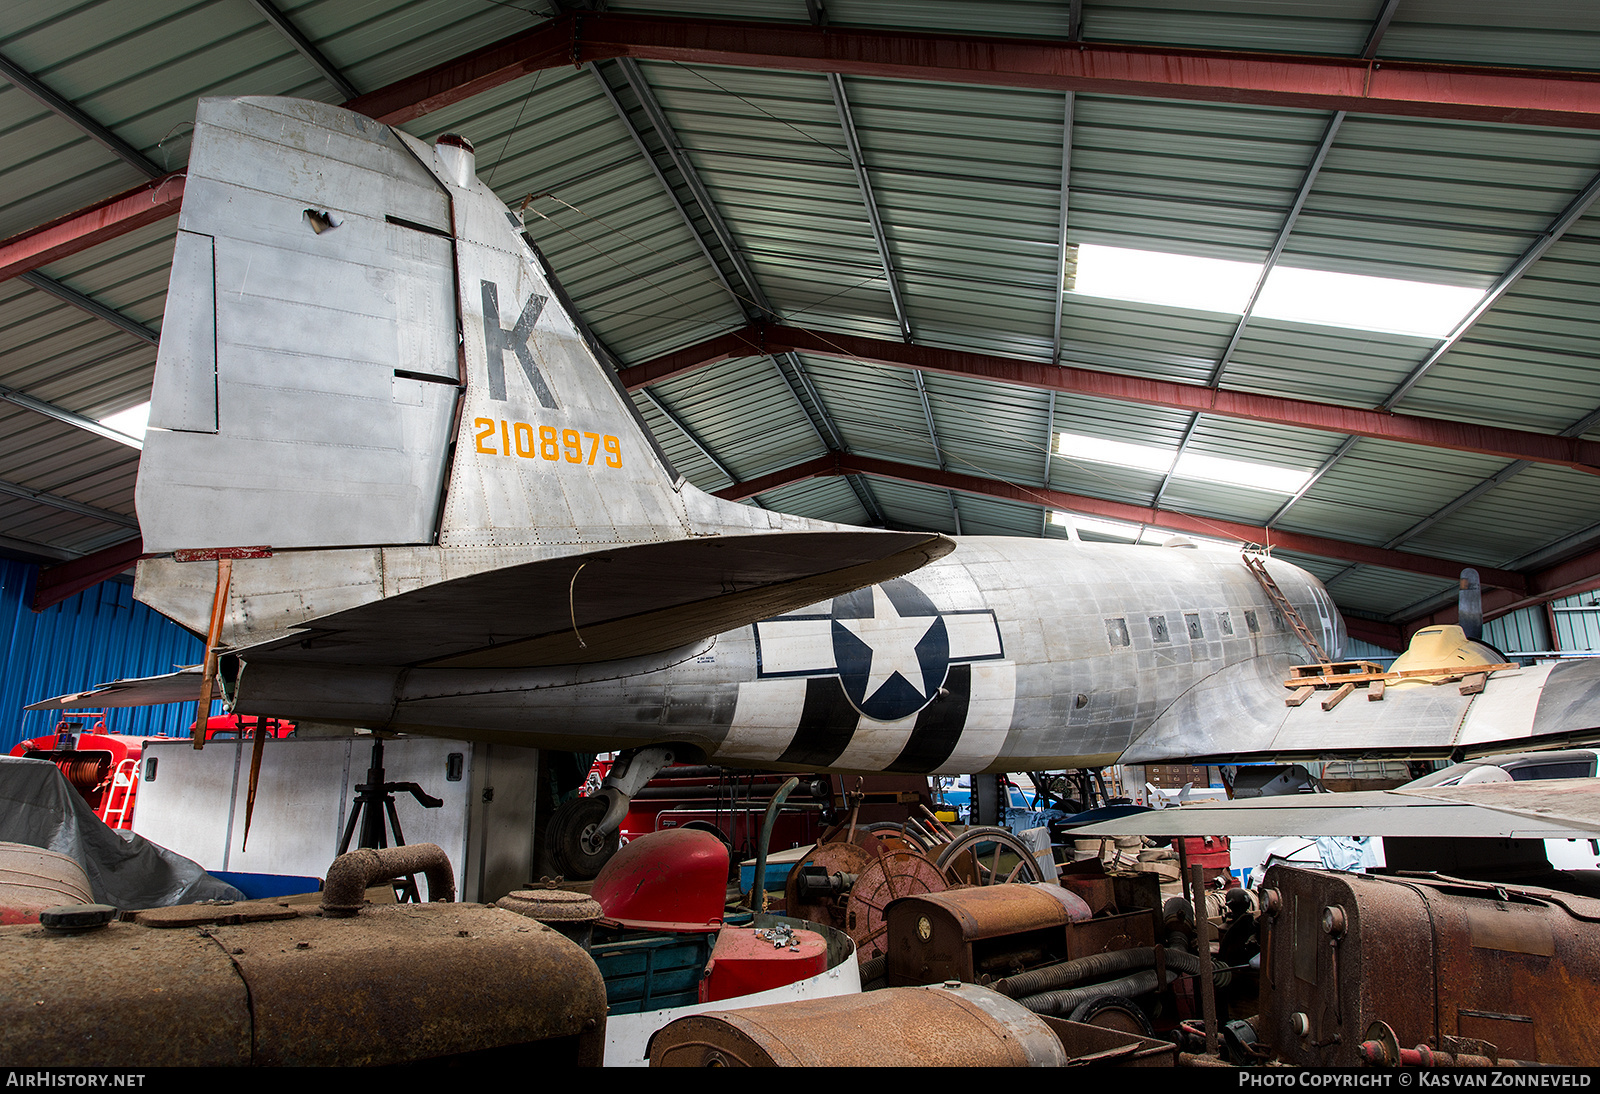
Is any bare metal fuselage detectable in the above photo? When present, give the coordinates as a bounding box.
[229,537,1338,775]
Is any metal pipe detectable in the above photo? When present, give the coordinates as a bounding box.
[994,946,1206,999]
[747,777,800,911]
[321,844,455,916]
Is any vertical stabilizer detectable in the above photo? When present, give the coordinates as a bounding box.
[133,97,952,651]
[137,97,696,554]
[139,98,462,552]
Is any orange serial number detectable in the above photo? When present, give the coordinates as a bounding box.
[473,418,622,467]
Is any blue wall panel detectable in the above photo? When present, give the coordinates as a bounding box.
[0,560,219,751]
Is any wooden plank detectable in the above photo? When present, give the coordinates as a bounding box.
[1459,672,1488,696]
[1368,678,1386,702]
[1321,682,1356,711]
[1286,686,1315,708]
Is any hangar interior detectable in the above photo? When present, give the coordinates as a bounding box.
[4,1,1600,1070]
[4,0,1600,659]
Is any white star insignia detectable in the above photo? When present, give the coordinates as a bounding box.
[838,585,938,703]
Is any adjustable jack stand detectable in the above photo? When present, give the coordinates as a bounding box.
[337,735,444,902]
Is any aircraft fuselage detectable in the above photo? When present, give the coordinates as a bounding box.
[232,537,1340,774]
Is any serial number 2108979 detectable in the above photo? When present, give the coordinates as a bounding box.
[474,417,622,467]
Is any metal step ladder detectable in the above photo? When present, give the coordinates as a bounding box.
[1242,551,1330,666]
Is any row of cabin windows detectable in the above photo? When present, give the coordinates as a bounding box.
[1105,608,1283,649]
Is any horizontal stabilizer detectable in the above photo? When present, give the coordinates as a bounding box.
[28,667,203,711]
[240,530,950,669]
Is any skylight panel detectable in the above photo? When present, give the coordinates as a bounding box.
[1056,430,1311,494]
[99,402,150,440]
[1254,265,1483,338]
[1050,511,1239,550]
[1074,244,1259,314]
[1070,243,1484,338]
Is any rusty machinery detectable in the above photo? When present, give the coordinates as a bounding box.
[1258,864,1600,1068]
[783,822,1049,962]
[0,844,608,1067]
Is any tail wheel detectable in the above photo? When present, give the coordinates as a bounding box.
[548,796,618,880]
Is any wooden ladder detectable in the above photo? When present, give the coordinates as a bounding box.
[1243,552,1330,665]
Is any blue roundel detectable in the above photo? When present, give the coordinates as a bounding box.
[830,578,951,721]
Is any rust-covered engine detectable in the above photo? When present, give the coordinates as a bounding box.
[0,846,607,1067]
[1259,864,1600,1067]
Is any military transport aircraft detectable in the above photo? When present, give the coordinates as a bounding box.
[34,98,1600,875]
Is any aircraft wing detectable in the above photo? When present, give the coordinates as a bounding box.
[1121,656,1600,763]
[1071,779,1600,840]
[235,529,950,669]
[27,666,204,710]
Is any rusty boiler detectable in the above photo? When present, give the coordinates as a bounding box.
[1258,864,1600,1067]
[649,982,1072,1066]
[0,846,608,1067]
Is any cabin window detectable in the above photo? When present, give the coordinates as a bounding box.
[1106,618,1130,648]
[1244,609,1260,633]
[1185,613,1203,639]
[1218,611,1234,635]
[1149,615,1170,643]
[1270,608,1286,632]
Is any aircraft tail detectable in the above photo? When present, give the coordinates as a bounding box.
[134,97,950,659]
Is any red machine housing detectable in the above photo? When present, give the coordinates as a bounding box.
[10,716,148,830]
[700,925,829,1002]
[10,713,295,830]
[584,759,932,862]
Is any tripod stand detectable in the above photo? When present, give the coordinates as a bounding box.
[337,735,443,902]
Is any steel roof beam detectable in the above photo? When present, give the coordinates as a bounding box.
[0,174,185,284]
[0,478,139,530]
[1361,0,1401,60]
[827,73,910,341]
[246,0,361,102]
[826,55,950,524]
[1043,93,1074,534]
[0,51,162,178]
[1383,166,1600,410]
[30,534,144,611]
[619,323,1600,474]
[614,57,771,320]
[586,62,742,313]
[1395,543,1600,637]
[18,271,158,345]
[345,13,1600,131]
[714,452,1527,590]
[1323,397,1600,589]
[0,381,142,450]
[638,387,736,487]
[0,532,76,564]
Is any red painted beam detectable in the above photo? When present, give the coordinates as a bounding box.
[344,19,575,126]
[31,536,145,612]
[577,14,1600,130]
[347,12,1600,130]
[712,454,839,502]
[622,324,1600,474]
[718,452,1528,592]
[1343,617,1403,652]
[1403,542,1600,636]
[0,175,184,283]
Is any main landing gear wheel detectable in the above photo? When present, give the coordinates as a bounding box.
[933,827,1045,888]
[549,796,619,880]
